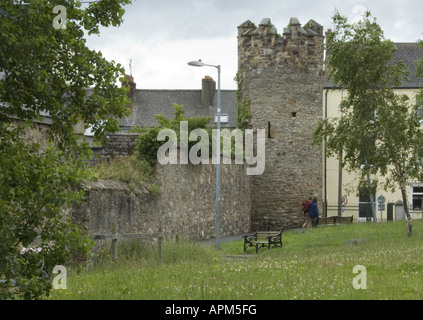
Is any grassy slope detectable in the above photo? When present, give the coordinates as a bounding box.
[48,221,423,300]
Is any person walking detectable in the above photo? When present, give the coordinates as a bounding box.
[302,197,312,228]
[308,197,319,227]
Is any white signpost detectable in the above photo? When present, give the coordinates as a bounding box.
[377,195,386,221]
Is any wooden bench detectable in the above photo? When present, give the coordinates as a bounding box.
[318,216,353,225]
[242,228,283,254]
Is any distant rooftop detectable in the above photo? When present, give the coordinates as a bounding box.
[118,80,237,130]
[325,42,423,89]
[393,43,423,88]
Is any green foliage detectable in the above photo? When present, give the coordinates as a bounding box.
[87,155,153,184]
[417,40,423,106]
[326,12,409,96]
[147,183,160,195]
[0,0,132,299]
[135,127,163,166]
[314,11,423,235]
[136,104,212,165]
[0,124,93,299]
[234,72,251,130]
[315,11,423,186]
[0,0,131,149]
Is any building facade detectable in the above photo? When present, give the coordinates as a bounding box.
[324,43,423,221]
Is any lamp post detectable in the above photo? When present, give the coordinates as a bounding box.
[188,60,221,250]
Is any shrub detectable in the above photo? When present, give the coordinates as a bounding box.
[135,104,212,166]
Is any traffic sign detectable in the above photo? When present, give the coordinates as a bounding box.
[341,196,348,206]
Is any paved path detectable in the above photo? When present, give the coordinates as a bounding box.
[200,234,244,245]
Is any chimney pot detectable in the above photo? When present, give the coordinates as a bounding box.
[122,75,136,100]
[201,76,216,106]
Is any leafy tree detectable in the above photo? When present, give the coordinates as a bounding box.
[136,103,212,166]
[0,125,93,299]
[0,0,131,298]
[0,0,131,148]
[313,11,423,236]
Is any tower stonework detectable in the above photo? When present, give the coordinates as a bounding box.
[238,18,325,229]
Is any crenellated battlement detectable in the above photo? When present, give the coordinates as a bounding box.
[238,17,324,72]
[237,17,325,230]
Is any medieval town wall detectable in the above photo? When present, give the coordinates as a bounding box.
[71,160,251,241]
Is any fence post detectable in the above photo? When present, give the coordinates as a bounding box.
[158,224,163,265]
[323,201,327,217]
[111,222,118,263]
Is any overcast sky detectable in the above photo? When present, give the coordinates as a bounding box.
[85,0,423,90]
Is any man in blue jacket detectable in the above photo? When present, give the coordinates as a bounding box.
[308,197,319,227]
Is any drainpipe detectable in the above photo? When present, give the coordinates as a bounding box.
[337,89,344,217]
[324,89,329,215]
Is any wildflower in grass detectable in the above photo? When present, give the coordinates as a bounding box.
[213,257,218,261]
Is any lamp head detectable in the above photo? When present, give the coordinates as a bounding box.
[187,60,206,67]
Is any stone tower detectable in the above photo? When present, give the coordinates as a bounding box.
[237,18,325,229]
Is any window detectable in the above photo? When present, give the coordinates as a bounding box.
[358,190,375,221]
[410,184,423,212]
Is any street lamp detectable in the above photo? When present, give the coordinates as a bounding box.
[188,59,222,250]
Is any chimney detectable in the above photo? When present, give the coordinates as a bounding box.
[201,76,216,106]
[122,75,136,100]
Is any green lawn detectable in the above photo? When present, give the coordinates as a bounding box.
[48,220,423,300]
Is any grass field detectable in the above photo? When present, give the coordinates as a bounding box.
[48,220,423,300]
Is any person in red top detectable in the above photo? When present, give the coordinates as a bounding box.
[302,197,312,228]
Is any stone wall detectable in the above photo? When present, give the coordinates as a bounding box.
[92,133,140,162]
[238,18,325,229]
[71,161,251,241]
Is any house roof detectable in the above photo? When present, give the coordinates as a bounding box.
[393,42,423,88]
[118,89,237,129]
[324,42,423,89]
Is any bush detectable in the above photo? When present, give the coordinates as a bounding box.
[0,125,93,300]
[135,104,212,166]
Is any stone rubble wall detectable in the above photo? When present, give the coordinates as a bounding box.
[92,133,140,162]
[71,161,251,241]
